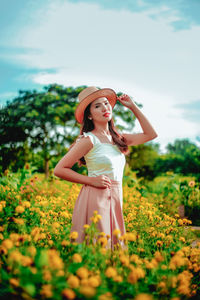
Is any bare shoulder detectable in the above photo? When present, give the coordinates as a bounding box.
[75,134,94,148]
[54,135,93,169]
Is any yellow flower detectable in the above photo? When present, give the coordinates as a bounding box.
[88,276,101,287]
[119,255,129,266]
[100,248,107,255]
[105,267,117,278]
[23,201,31,208]
[128,265,145,283]
[99,232,106,236]
[177,284,190,296]
[15,205,25,214]
[127,271,138,284]
[56,270,65,277]
[79,286,96,298]
[4,169,9,176]
[156,240,163,247]
[170,276,177,288]
[178,219,184,226]
[67,275,80,288]
[76,267,89,279]
[24,163,30,169]
[61,211,70,218]
[9,233,19,242]
[134,294,152,300]
[8,250,23,264]
[9,278,19,287]
[188,181,195,187]
[30,267,37,274]
[80,278,89,286]
[0,245,7,255]
[179,237,186,243]
[21,255,33,267]
[72,253,82,263]
[61,240,70,246]
[91,214,102,223]
[113,229,121,236]
[169,253,187,270]
[157,281,168,294]
[154,251,164,263]
[27,246,37,257]
[83,224,90,229]
[48,249,64,270]
[144,260,154,270]
[135,267,145,279]
[125,232,136,242]
[99,292,113,300]
[14,218,24,225]
[130,254,142,265]
[43,270,52,281]
[98,237,108,247]
[40,284,53,298]
[113,275,123,282]
[62,288,76,299]
[70,231,78,240]
[2,239,14,250]
[52,222,60,229]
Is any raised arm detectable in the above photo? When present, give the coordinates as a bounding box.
[118,94,158,146]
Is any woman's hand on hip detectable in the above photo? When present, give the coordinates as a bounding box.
[89,175,111,189]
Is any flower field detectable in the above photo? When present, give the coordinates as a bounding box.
[0,169,200,300]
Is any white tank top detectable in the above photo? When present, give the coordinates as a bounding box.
[76,131,126,182]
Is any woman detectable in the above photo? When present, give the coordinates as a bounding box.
[54,86,158,250]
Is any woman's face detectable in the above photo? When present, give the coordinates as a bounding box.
[89,97,112,123]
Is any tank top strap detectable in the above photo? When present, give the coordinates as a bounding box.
[86,132,100,145]
[76,132,97,146]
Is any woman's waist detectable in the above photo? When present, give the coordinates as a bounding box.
[89,175,122,186]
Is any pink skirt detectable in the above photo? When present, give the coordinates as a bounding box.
[70,179,127,250]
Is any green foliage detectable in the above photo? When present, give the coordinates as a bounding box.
[156,139,200,179]
[0,84,84,175]
[126,142,160,180]
[146,172,200,225]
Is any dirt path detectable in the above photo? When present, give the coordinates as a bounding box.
[191,226,200,248]
[183,226,200,248]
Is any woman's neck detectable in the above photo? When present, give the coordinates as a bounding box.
[92,124,110,136]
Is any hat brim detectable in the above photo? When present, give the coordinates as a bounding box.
[75,88,117,124]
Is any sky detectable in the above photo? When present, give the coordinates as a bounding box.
[1,0,200,153]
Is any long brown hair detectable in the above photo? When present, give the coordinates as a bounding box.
[69,102,130,166]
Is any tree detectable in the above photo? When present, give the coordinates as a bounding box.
[126,142,160,180]
[0,84,82,177]
[155,139,200,178]
[166,138,196,156]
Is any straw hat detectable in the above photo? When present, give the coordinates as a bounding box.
[75,86,117,124]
